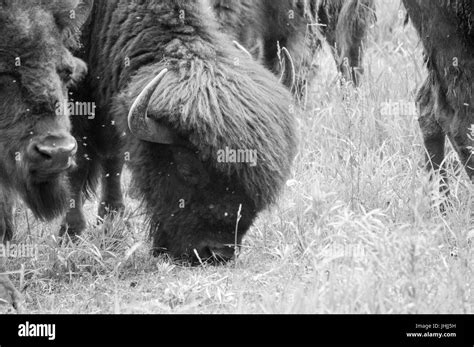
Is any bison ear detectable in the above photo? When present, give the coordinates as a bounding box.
[54,0,93,43]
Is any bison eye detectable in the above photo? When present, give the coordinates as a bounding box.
[0,73,20,87]
[58,67,73,83]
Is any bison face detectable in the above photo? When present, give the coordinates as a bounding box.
[130,142,257,264]
[0,1,91,220]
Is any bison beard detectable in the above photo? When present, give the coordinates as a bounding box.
[403,0,474,193]
[66,0,297,263]
[21,179,70,221]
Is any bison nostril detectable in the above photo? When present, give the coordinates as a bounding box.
[35,142,76,159]
[194,246,212,261]
[29,135,77,169]
[34,144,54,160]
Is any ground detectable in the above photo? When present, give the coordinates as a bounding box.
[1,0,472,314]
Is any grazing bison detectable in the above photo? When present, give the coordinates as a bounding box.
[0,0,91,309]
[211,0,376,95]
[62,0,297,263]
[403,0,474,192]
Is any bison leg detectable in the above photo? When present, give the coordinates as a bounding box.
[0,192,23,312]
[98,156,125,222]
[430,89,474,186]
[444,110,474,182]
[59,116,89,238]
[60,116,107,238]
[0,189,14,243]
[0,268,23,313]
[333,29,365,86]
[417,80,448,193]
[59,159,91,238]
[337,42,364,87]
[325,0,375,86]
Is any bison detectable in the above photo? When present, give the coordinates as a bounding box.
[0,0,92,310]
[403,0,474,193]
[211,0,376,95]
[61,0,298,264]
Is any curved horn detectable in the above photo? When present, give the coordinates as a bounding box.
[279,47,296,89]
[233,40,252,59]
[128,68,176,144]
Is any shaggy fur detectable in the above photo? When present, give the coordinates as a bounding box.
[210,0,376,94]
[0,0,90,309]
[210,0,266,62]
[403,0,474,189]
[64,0,297,261]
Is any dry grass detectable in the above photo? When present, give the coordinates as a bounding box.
[2,0,472,314]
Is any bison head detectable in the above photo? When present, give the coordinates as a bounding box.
[120,35,297,264]
[0,0,92,219]
[127,70,257,263]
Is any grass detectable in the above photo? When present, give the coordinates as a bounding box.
[2,0,472,314]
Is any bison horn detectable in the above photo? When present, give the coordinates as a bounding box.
[279,47,296,89]
[233,40,253,59]
[128,69,176,144]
